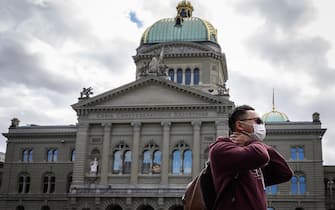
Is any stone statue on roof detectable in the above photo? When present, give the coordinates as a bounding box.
[140,47,168,77]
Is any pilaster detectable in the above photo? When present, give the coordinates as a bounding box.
[100,123,112,185]
[131,121,141,184]
[72,122,89,186]
[161,121,171,185]
[192,120,201,177]
[215,120,228,137]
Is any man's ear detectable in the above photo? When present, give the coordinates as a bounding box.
[235,120,244,131]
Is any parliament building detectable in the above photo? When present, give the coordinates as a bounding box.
[1,1,335,210]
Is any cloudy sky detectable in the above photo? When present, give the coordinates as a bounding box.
[0,0,334,164]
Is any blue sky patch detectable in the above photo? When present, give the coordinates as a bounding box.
[129,11,143,28]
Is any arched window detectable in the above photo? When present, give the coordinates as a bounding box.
[22,149,28,162]
[18,173,30,193]
[291,147,297,160]
[112,143,131,174]
[43,173,56,193]
[47,149,58,162]
[172,143,192,175]
[47,149,53,162]
[141,143,161,174]
[142,150,151,174]
[153,150,162,174]
[177,69,183,84]
[41,206,50,210]
[185,68,191,85]
[291,176,298,194]
[291,146,304,160]
[71,149,75,161]
[172,150,181,174]
[113,151,122,174]
[183,150,192,175]
[298,147,304,160]
[291,174,306,195]
[123,150,132,174]
[266,185,278,195]
[53,149,58,161]
[22,149,33,162]
[299,176,306,194]
[168,69,174,81]
[67,173,73,193]
[28,149,33,162]
[16,206,24,210]
[193,68,200,85]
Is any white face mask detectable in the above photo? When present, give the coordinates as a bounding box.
[252,123,266,141]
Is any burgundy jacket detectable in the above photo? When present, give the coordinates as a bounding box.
[209,137,293,210]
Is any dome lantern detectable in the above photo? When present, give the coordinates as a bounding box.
[176,0,194,18]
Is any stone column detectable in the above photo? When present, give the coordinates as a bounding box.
[72,122,89,186]
[161,121,171,185]
[215,120,228,137]
[191,69,194,85]
[192,121,201,177]
[131,121,141,184]
[100,123,112,185]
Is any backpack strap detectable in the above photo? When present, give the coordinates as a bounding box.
[212,172,239,210]
[210,140,239,210]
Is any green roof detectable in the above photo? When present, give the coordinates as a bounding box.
[262,110,289,122]
[141,17,217,44]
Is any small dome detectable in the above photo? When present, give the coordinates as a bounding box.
[262,89,289,122]
[262,110,289,122]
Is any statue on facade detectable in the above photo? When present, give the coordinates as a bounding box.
[90,157,99,175]
[140,47,168,77]
[216,83,229,96]
[10,118,20,128]
[79,87,93,100]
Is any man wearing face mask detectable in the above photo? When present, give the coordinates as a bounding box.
[209,105,293,210]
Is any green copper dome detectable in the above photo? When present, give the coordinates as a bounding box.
[141,1,217,45]
[141,17,218,44]
[262,110,289,122]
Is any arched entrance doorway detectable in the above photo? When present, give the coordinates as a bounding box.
[137,205,154,210]
[106,204,122,210]
[169,205,183,210]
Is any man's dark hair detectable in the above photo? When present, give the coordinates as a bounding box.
[228,105,255,132]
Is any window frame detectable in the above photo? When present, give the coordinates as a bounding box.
[42,173,56,194]
[172,143,192,175]
[18,173,30,194]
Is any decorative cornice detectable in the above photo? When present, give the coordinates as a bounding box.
[266,128,326,136]
[134,42,222,62]
[72,77,234,115]
[3,132,77,139]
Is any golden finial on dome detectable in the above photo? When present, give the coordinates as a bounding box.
[262,89,290,122]
[272,88,276,111]
[176,0,194,18]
